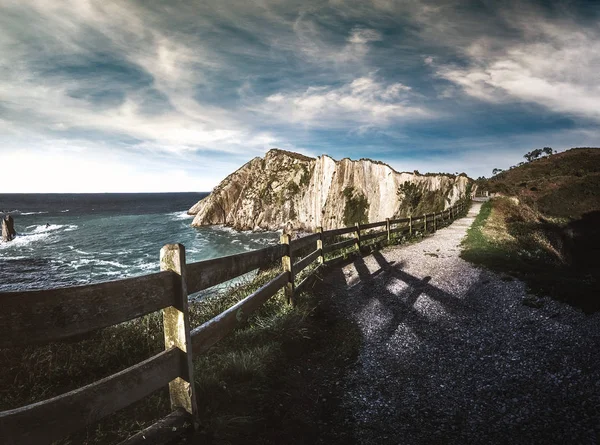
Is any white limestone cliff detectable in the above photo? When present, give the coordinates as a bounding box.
[189,149,472,232]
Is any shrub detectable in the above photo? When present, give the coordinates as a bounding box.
[343,187,369,226]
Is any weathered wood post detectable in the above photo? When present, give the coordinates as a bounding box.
[409,215,412,237]
[316,227,324,265]
[355,222,361,251]
[433,212,437,232]
[450,206,453,220]
[423,214,427,233]
[280,234,294,304]
[159,244,198,425]
[386,218,391,243]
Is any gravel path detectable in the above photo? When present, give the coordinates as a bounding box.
[315,202,600,444]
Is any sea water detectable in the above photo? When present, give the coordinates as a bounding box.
[0,193,279,292]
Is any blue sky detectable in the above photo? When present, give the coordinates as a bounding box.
[1,0,598,192]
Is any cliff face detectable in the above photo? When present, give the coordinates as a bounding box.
[189,149,472,232]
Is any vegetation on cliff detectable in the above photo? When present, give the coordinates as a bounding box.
[342,186,369,226]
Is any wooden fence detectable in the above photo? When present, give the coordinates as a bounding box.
[0,200,469,444]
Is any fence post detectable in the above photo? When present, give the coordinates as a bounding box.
[316,227,324,265]
[433,212,437,231]
[280,234,294,305]
[386,218,391,243]
[409,215,412,236]
[159,244,198,425]
[450,206,453,220]
[423,214,427,233]
[355,222,361,251]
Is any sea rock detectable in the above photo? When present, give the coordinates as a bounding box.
[189,149,472,232]
[2,215,16,241]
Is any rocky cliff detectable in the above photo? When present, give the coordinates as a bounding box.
[189,149,472,232]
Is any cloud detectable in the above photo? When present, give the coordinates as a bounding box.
[261,74,429,127]
[0,0,598,191]
[0,0,276,156]
[427,6,600,122]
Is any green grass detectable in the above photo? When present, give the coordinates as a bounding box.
[483,147,600,218]
[461,198,599,313]
[0,267,323,444]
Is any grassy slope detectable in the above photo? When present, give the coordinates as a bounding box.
[464,147,600,312]
[461,198,599,313]
[485,147,600,218]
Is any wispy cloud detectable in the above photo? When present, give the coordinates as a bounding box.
[418,3,600,122]
[261,74,429,127]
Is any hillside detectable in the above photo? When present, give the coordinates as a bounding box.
[189,149,472,232]
[464,147,600,312]
[483,147,600,218]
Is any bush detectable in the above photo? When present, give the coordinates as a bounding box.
[343,187,369,226]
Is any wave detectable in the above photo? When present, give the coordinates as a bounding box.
[0,232,50,249]
[61,209,70,213]
[30,224,66,234]
[25,224,78,234]
[136,262,158,271]
[168,211,194,220]
[20,211,49,216]
[71,258,129,270]
[0,224,79,251]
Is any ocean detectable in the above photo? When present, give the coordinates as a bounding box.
[0,194,279,292]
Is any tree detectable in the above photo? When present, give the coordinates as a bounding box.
[542,147,553,156]
[524,148,543,162]
[492,168,503,175]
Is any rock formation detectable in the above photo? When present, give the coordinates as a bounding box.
[189,149,472,232]
[2,215,16,241]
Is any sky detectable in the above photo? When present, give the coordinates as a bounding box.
[0,0,599,192]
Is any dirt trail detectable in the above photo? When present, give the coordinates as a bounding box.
[314,202,600,444]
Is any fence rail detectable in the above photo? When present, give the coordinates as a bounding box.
[0,199,470,444]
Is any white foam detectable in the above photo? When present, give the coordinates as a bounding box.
[71,259,129,269]
[61,209,70,213]
[0,232,50,249]
[168,211,194,220]
[25,224,77,234]
[137,262,158,271]
[30,224,64,234]
[20,211,49,216]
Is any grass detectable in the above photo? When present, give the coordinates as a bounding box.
[484,147,600,218]
[0,266,324,444]
[461,198,599,313]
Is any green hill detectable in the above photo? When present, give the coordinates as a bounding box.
[464,147,600,313]
[482,147,600,218]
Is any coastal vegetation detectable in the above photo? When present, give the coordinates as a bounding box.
[0,268,334,444]
[462,147,600,312]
